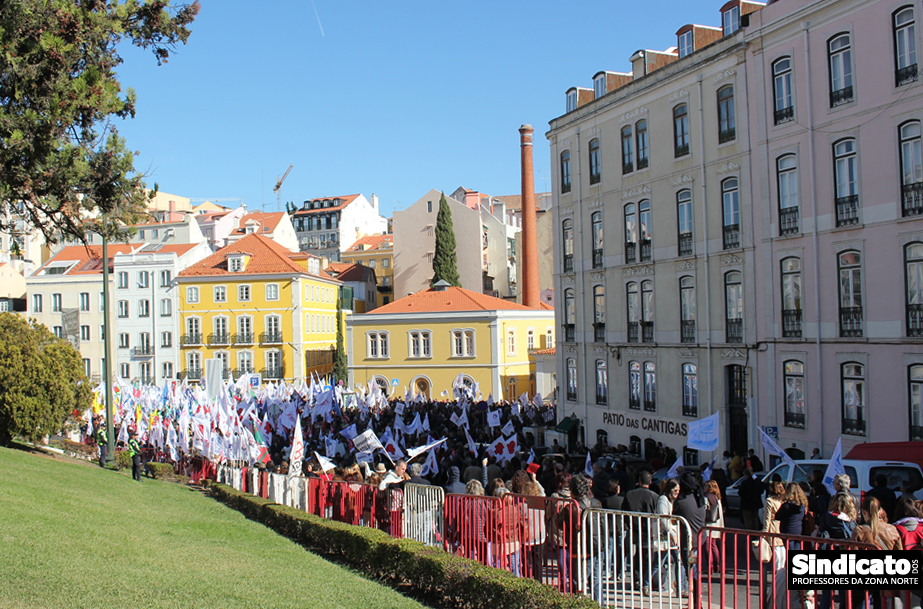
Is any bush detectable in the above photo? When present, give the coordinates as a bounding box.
[208,484,599,609]
[114,449,132,471]
[144,462,175,480]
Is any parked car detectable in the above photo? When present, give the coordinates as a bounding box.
[724,471,764,514]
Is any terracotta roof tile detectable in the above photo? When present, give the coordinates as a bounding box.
[325,262,371,282]
[369,286,543,314]
[292,194,361,216]
[178,233,306,277]
[229,211,286,236]
[35,244,137,276]
[345,233,392,252]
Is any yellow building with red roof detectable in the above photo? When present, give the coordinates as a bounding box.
[343,233,393,307]
[346,281,555,400]
[176,233,342,383]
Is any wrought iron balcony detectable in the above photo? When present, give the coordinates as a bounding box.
[836,195,860,227]
[839,307,863,337]
[779,206,800,236]
[232,332,254,345]
[639,239,652,262]
[675,143,689,158]
[830,85,853,107]
[681,320,696,343]
[896,63,918,87]
[641,321,654,343]
[261,366,284,380]
[774,105,794,125]
[627,322,639,343]
[644,399,656,412]
[726,318,743,343]
[377,284,393,293]
[678,232,693,257]
[564,324,575,343]
[130,346,153,357]
[908,303,923,337]
[625,242,637,264]
[260,331,283,345]
[723,224,740,250]
[629,396,640,410]
[593,323,605,343]
[637,156,649,170]
[622,162,633,175]
[782,309,802,338]
[207,332,230,346]
[232,367,254,379]
[902,183,923,217]
[137,375,155,386]
[180,333,202,346]
[719,128,736,144]
[221,368,232,380]
[842,417,866,436]
[683,403,698,417]
[566,389,577,401]
[596,391,607,406]
[592,248,603,269]
[180,368,202,381]
[563,254,573,273]
[590,171,601,184]
[785,412,805,429]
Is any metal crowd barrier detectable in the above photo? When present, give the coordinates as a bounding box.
[404,484,445,547]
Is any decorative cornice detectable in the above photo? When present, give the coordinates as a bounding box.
[562,139,571,147]
[675,261,696,271]
[565,346,577,353]
[625,347,655,356]
[679,348,697,357]
[722,254,743,265]
[672,174,694,185]
[670,89,690,102]
[562,275,575,284]
[618,106,648,123]
[561,205,573,216]
[621,185,652,200]
[722,349,746,358]
[594,346,607,354]
[717,161,740,174]
[591,272,605,281]
[714,69,736,83]
[624,266,654,277]
[589,127,601,136]
[589,199,604,209]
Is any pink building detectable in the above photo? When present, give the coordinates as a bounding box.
[746,0,923,457]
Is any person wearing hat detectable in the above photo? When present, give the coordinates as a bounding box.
[374,463,387,475]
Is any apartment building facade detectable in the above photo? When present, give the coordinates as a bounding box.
[343,234,394,307]
[290,194,388,263]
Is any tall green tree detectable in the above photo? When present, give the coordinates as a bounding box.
[0,0,199,243]
[0,313,92,446]
[430,192,461,288]
[333,295,348,384]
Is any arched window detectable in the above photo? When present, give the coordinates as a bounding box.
[717,85,736,143]
[507,328,516,356]
[722,177,740,249]
[527,329,535,350]
[595,360,608,405]
[677,189,693,256]
[781,257,802,338]
[682,363,697,416]
[900,121,923,216]
[777,155,799,235]
[560,150,572,193]
[621,125,633,174]
[725,271,743,343]
[626,282,639,342]
[674,104,689,157]
[841,362,866,436]
[624,203,637,264]
[593,285,605,342]
[566,358,578,401]
[628,361,641,409]
[639,199,652,261]
[564,288,575,342]
[591,211,604,268]
[828,33,854,106]
[784,361,805,428]
[838,250,863,337]
[906,243,923,336]
[636,119,649,169]
[589,138,602,183]
[643,362,657,411]
[680,276,696,343]
[894,7,917,86]
[834,138,859,226]
[773,57,794,124]
[562,218,574,272]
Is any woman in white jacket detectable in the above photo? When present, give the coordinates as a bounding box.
[652,478,683,597]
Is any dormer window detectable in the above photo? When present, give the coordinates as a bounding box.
[723,5,740,35]
[593,73,606,99]
[566,89,577,113]
[678,31,693,57]
[228,254,245,272]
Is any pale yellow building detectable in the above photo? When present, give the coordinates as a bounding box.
[343,234,393,307]
[347,283,555,400]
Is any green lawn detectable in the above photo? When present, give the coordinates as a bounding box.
[0,447,426,609]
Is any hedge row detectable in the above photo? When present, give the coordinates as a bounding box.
[208,483,599,609]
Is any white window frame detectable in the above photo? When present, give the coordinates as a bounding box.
[722,5,739,36]
[187,286,199,304]
[266,283,279,301]
[214,285,227,303]
[367,331,389,359]
[678,30,693,58]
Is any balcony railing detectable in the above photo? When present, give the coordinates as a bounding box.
[627,322,639,343]
[785,412,806,429]
[593,323,605,343]
[232,332,254,345]
[641,321,654,343]
[260,331,283,345]
[625,242,637,264]
[830,85,853,107]
[596,391,607,406]
[835,195,860,227]
[261,366,284,380]
[779,206,800,236]
[179,368,202,381]
[723,224,740,250]
[208,332,230,346]
[681,320,696,343]
[377,284,393,293]
[590,171,601,184]
[908,303,923,337]
[774,105,794,125]
[639,239,652,262]
[839,307,863,337]
[622,162,634,175]
[678,232,693,257]
[637,156,649,170]
[644,399,656,412]
[232,367,254,379]
[675,143,689,158]
[181,333,202,346]
[897,63,918,87]
[902,183,923,217]
[137,375,155,386]
[566,389,577,401]
[130,346,153,357]
[592,248,603,269]
[726,318,743,343]
[563,254,573,273]
[683,403,698,418]
[842,417,866,436]
[564,324,575,343]
[782,309,802,338]
[719,128,736,144]
[629,396,640,410]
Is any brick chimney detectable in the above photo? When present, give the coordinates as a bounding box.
[519,124,540,309]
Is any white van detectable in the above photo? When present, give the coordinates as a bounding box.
[759,459,923,498]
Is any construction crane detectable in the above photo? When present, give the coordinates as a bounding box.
[273,164,293,212]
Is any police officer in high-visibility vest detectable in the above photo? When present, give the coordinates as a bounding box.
[96,421,108,468]
[128,431,142,481]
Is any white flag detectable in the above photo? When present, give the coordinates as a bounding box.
[407,437,447,461]
[289,416,304,478]
[486,409,501,428]
[501,419,515,437]
[526,448,535,465]
[687,412,720,452]
[585,451,593,477]
[422,449,439,477]
[464,426,478,456]
[759,426,795,468]
[666,455,684,480]
[822,438,845,495]
[353,429,383,453]
[313,450,335,473]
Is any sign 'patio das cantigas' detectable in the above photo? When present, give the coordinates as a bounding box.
[602,412,688,437]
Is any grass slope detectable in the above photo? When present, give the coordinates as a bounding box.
[0,447,425,609]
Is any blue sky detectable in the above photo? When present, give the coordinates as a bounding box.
[114,1,722,219]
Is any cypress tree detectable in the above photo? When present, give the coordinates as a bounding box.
[430,193,462,288]
[333,294,348,384]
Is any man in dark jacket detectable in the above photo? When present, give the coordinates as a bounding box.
[625,470,659,591]
[866,474,897,522]
[737,468,765,530]
[625,470,658,513]
[407,462,431,486]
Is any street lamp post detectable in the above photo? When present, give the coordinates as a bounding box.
[101,229,114,465]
